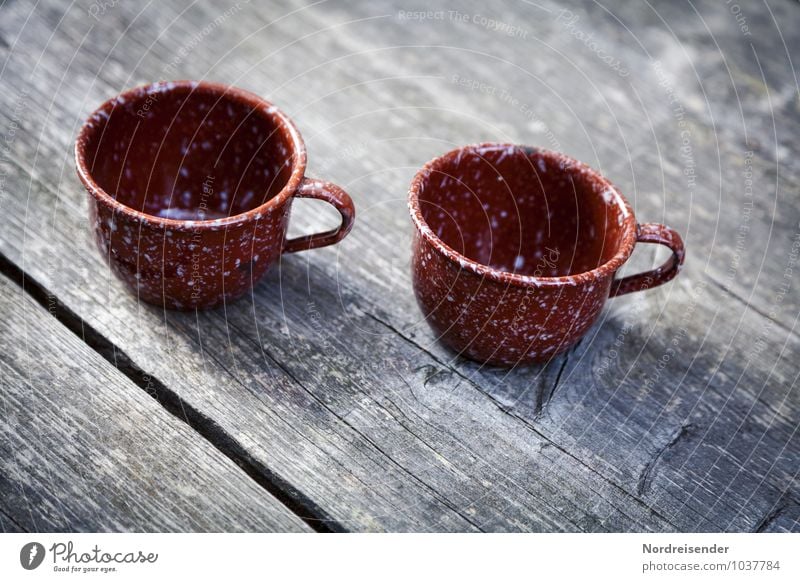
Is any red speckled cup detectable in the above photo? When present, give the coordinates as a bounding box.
[75,81,355,309]
[408,143,685,367]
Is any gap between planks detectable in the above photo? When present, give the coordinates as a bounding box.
[0,251,339,533]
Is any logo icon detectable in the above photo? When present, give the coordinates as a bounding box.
[20,542,45,570]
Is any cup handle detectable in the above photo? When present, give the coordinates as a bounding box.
[610,223,685,297]
[283,177,356,253]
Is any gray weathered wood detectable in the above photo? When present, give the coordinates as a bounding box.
[0,271,310,532]
[0,0,797,531]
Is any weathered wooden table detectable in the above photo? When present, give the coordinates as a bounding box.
[0,0,797,532]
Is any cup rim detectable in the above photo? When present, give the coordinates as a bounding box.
[74,80,307,231]
[407,143,638,288]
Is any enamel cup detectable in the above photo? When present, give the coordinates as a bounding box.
[408,143,685,366]
[76,81,355,309]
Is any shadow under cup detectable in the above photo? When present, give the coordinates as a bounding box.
[409,143,684,366]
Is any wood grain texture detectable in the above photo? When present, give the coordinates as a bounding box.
[0,271,310,532]
[0,0,797,531]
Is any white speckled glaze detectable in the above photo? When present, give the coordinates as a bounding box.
[408,143,685,366]
[76,81,355,309]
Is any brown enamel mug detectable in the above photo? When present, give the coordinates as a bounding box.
[408,143,685,367]
[75,81,355,310]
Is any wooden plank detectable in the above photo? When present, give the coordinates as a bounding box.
[0,0,678,532]
[265,0,800,530]
[0,271,310,532]
[0,167,673,532]
[0,0,796,531]
[307,0,800,531]
[0,509,25,533]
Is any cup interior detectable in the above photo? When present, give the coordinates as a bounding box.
[416,145,630,277]
[80,83,296,221]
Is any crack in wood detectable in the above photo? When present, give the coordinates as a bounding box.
[365,311,679,529]
[0,252,339,533]
[0,506,27,532]
[752,494,799,533]
[1,0,797,531]
[217,317,485,532]
[387,362,615,532]
[637,424,694,497]
[534,344,578,419]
